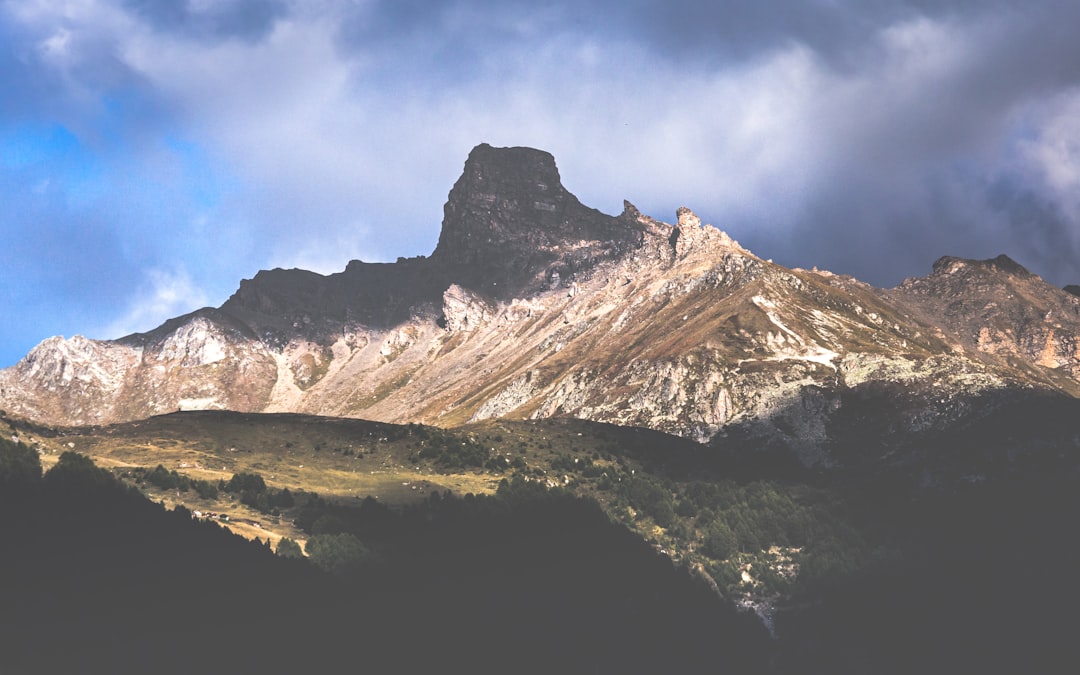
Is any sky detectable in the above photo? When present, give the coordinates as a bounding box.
[3,1,1080,366]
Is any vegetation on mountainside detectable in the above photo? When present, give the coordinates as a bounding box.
[0,438,770,674]
[0,412,890,603]
[0,434,41,486]
[6,406,1080,673]
[8,409,866,602]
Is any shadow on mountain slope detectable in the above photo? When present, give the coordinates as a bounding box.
[0,438,769,675]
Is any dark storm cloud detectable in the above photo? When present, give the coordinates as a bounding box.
[815,1,1080,286]
[332,0,576,85]
[332,1,1021,71]
[630,0,886,67]
[590,0,1080,287]
[123,0,288,43]
[337,0,1080,108]
[985,175,1080,285]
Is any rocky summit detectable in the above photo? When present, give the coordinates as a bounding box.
[4,143,1080,469]
[431,143,640,295]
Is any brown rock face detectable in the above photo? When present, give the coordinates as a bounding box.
[891,254,1080,388]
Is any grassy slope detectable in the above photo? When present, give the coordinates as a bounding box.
[3,409,861,605]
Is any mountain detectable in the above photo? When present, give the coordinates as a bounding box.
[4,143,1080,469]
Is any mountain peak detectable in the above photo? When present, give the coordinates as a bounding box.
[432,144,569,261]
[430,144,637,294]
[930,254,1034,279]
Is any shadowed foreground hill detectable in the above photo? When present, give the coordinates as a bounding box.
[5,424,1080,673]
[0,439,769,675]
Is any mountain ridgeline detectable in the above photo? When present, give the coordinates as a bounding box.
[4,143,1080,474]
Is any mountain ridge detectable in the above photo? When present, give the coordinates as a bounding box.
[4,143,1080,469]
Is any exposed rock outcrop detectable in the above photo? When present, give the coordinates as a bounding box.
[892,254,1080,386]
[0,315,276,426]
[441,284,492,332]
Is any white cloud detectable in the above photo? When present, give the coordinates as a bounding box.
[267,227,381,274]
[101,267,210,339]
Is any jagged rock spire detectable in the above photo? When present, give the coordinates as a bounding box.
[430,143,636,295]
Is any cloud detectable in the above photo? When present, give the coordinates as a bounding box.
[1018,92,1080,224]
[122,0,288,43]
[101,266,210,339]
[983,89,1080,284]
[6,0,1080,368]
[1,1,160,132]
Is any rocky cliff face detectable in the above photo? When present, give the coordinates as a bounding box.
[4,144,1080,468]
[891,254,1080,389]
[1,313,276,425]
[430,143,641,296]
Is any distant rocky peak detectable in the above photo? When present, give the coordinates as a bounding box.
[430,143,639,295]
[669,206,748,259]
[930,254,1034,279]
[899,254,1041,298]
[455,143,564,200]
[432,144,577,263]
